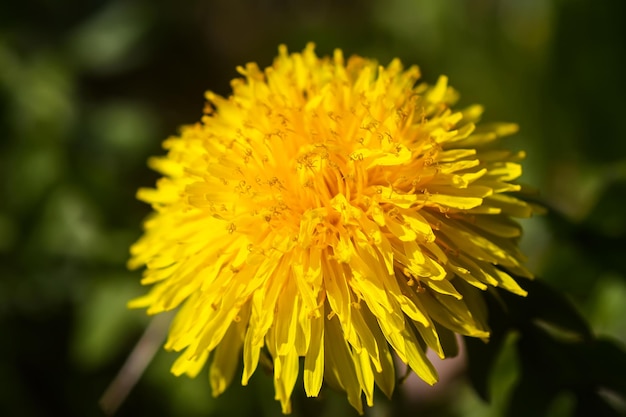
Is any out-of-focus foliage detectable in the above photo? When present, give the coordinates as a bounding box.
[1,0,625,416]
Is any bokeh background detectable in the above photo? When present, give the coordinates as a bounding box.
[2,0,626,416]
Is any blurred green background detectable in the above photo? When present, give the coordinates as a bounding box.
[1,0,625,416]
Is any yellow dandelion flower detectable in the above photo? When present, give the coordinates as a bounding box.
[129,43,535,414]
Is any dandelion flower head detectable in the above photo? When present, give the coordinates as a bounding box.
[129,43,534,413]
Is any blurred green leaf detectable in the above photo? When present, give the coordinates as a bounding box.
[1,50,75,142]
[7,145,65,211]
[36,185,101,259]
[503,279,593,342]
[0,212,17,252]
[586,179,626,238]
[586,275,626,341]
[464,331,507,402]
[67,0,154,73]
[470,280,626,417]
[71,275,147,369]
[546,392,576,417]
[582,339,626,400]
[88,100,157,156]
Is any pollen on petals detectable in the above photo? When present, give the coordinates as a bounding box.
[129,43,536,414]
